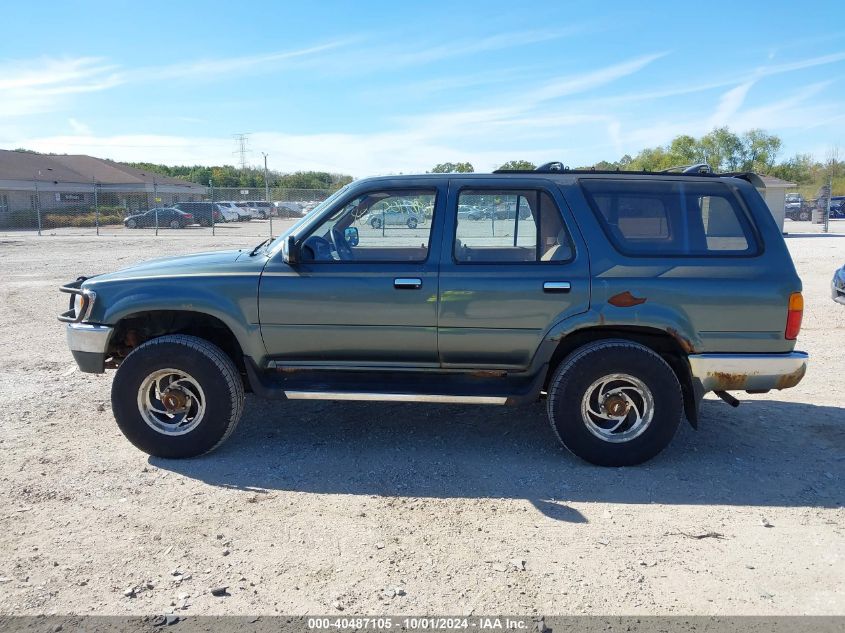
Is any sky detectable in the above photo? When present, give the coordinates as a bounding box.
[1,1,844,177]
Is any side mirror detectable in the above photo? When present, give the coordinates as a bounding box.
[344,226,359,247]
[283,235,300,265]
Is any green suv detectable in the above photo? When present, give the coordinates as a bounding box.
[60,164,808,466]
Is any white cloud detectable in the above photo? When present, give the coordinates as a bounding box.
[0,57,123,117]
[708,81,755,127]
[68,118,92,135]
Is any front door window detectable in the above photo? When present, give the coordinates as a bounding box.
[301,190,436,262]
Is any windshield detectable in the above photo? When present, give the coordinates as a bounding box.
[266,185,351,253]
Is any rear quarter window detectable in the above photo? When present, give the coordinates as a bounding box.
[579,179,759,257]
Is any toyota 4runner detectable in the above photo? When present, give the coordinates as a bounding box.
[60,163,808,466]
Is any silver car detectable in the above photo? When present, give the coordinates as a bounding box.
[364,201,425,229]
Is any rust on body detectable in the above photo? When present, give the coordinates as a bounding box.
[608,291,647,307]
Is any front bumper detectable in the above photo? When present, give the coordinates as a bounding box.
[688,352,808,393]
[66,323,114,373]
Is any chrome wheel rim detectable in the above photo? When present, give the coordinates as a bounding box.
[580,373,654,443]
[137,368,206,436]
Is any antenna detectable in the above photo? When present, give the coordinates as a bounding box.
[233,133,250,170]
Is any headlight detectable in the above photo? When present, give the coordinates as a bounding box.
[73,289,96,321]
[74,293,85,318]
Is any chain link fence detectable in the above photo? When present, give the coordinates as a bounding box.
[0,184,331,237]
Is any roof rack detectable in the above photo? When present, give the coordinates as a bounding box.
[491,161,756,179]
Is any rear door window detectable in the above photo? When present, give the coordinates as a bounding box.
[580,179,758,256]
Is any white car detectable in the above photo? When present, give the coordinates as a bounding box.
[216,201,250,221]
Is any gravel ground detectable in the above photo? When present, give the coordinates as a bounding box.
[0,220,842,616]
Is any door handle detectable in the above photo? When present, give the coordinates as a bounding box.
[394,278,422,289]
[543,281,571,293]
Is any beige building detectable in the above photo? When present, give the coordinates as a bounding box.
[0,150,206,222]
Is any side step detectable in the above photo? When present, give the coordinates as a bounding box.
[244,360,545,406]
[283,391,508,404]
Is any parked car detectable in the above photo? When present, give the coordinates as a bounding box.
[363,201,426,228]
[833,263,845,305]
[172,202,223,227]
[829,196,844,219]
[217,201,249,221]
[785,193,812,221]
[124,207,193,229]
[274,201,307,218]
[60,165,808,467]
[241,200,274,219]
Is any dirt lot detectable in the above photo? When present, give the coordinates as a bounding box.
[0,221,843,616]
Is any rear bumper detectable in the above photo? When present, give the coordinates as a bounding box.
[66,323,114,374]
[688,352,808,393]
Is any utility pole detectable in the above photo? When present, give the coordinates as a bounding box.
[262,152,272,236]
[34,176,42,236]
[209,179,215,237]
[153,179,159,236]
[93,177,99,236]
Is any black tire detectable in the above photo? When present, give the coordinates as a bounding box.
[407,217,418,229]
[371,217,383,229]
[170,220,180,229]
[799,210,811,221]
[126,219,137,229]
[546,339,682,466]
[111,335,245,458]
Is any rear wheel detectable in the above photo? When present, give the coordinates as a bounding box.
[371,217,383,229]
[111,335,244,458]
[407,217,418,229]
[546,340,682,466]
[799,209,811,221]
[170,219,180,229]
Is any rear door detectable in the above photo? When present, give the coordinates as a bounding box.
[437,178,591,369]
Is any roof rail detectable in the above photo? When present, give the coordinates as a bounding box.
[659,163,713,174]
[492,161,570,174]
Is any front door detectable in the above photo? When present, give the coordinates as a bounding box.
[437,178,591,369]
[259,183,445,367]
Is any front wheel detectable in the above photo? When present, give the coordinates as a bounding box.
[111,335,245,458]
[407,217,418,229]
[546,340,682,466]
[126,219,137,229]
[799,209,811,221]
[371,217,383,229]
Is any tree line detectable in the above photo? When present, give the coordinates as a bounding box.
[428,128,843,194]
[125,162,353,191]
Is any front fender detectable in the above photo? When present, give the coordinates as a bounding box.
[87,276,264,361]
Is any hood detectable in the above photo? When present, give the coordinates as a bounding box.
[84,249,262,284]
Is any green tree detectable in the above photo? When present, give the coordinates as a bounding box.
[741,129,782,172]
[430,162,474,173]
[770,154,814,184]
[700,127,744,171]
[497,160,536,171]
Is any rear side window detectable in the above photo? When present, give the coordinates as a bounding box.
[580,179,758,256]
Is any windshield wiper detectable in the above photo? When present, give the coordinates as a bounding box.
[248,238,270,256]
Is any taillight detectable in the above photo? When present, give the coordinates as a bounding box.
[785,292,803,340]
